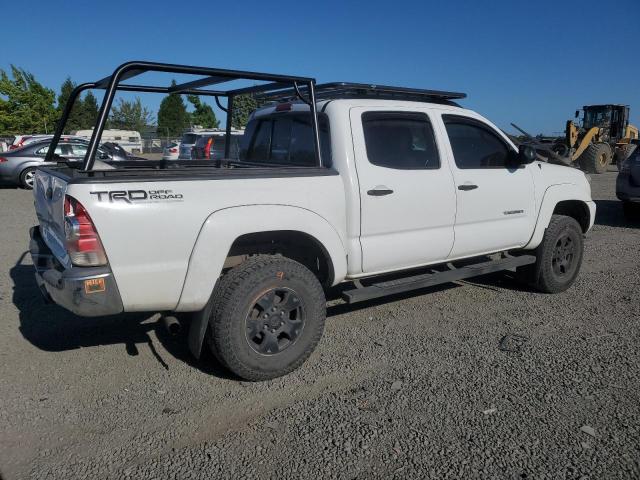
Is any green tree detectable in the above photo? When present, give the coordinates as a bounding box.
[187,95,219,129]
[157,80,189,137]
[231,94,268,129]
[80,91,99,130]
[56,77,85,132]
[0,66,56,134]
[107,97,154,132]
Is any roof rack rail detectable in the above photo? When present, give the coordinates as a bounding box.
[258,82,467,104]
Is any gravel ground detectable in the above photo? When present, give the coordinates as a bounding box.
[0,171,639,479]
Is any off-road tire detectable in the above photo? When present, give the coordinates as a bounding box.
[615,144,637,171]
[622,202,640,222]
[579,143,611,174]
[19,167,36,189]
[516,215,584,293]
[206,255,326,381]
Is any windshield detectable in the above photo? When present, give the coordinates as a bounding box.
[583,107,611,129]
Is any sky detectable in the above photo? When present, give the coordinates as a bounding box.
[1,0,639,136]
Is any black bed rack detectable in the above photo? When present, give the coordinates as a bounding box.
[48,61,326,170]
[258,82,467,105]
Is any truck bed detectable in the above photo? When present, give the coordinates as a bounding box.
[41,161,338,184]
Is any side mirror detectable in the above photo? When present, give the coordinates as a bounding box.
[575,110,580,119]
[517,144,537,164]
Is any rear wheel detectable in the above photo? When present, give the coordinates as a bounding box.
[579,143,611,174]
[615,144,637,171]
[19,167,36,189]
[206,255,326,381]
[516,215,584,293]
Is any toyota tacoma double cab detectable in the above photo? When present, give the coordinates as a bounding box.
[29,62,595,381]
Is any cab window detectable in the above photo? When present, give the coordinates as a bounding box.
[241,114,331,167]
[443,115,513,169]
[361,112,440,169]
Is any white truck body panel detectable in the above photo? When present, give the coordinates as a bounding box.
[64,174,346,311]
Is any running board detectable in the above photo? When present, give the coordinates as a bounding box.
[342,255,536,304]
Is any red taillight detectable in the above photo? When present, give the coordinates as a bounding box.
[0,157,7,163]
[204,138,214,159]
[170,148,178,153]
[64,195,107,266]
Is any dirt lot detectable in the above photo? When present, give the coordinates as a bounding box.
[0,171,638,479]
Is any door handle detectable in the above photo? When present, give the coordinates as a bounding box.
[458,184,478,191]
[367,186,394,196]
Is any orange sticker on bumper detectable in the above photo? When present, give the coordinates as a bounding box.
[84,278,106,294]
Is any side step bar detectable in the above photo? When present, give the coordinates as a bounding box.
[341,255,536,304]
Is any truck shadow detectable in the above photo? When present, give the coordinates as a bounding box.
[593,199,639,228]
[10,252,235,379]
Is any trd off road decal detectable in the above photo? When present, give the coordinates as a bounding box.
[90,189,184,204]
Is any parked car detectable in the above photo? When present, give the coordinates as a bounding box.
[616,140,640,219]
[178,132,204,160]
[100,142,146,161]
[191,133,241,160]
[9,134,85,151]
[0,139,128,189]
[29,62,596,382]
[162,142,181,160]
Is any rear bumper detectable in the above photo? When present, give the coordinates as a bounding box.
[29,226,123,317]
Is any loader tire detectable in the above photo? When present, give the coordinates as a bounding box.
[615,144,637,171]
[579,143,611,174]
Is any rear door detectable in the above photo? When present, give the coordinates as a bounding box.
[441,114,536,258]
[350,107,457,273]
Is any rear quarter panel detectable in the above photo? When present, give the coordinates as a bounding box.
[65,174,346,312]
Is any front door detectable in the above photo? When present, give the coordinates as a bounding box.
[350,107,457,274]
[440,114,536,258]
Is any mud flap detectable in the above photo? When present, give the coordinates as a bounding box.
[187,297,214,359]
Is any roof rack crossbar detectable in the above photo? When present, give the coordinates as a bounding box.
[95,68,146,89]
[117,84,227,97]
[228,81,293,96]
[168,75,231,93]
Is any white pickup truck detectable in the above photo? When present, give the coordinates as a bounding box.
[30,62,595,381]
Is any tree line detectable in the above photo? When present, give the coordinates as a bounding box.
[0,66,262,137]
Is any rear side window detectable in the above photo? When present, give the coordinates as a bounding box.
[361,112,440,169]
[443,116,512,169]
[35,144,63,156]
[241,114,331,167]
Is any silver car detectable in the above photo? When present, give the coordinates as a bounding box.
[0,139,127,189]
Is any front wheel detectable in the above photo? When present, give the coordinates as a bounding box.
[19,167,36,189]
[207,255,326,381]
[517,215,584,293]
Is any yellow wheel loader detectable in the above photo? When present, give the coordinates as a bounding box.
[546,104,638,174]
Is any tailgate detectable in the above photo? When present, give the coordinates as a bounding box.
[33,169,71,268]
